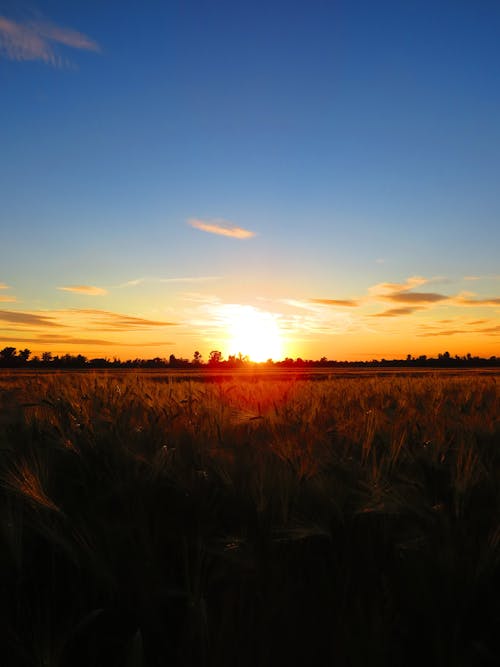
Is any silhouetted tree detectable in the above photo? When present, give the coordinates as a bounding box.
[18,348,31,364]
[0,347,17,367]
[41,352,53,365]
[208,350,222,366]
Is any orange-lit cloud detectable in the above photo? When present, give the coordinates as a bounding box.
[0,334,174,347]
[188,218,255,239]
[0,15,99,65]
[58,285,107,295]
[310,298,359,307]
[0,308,176,333]
[73,309,177,330]
[0,310,61,327]
[384,291,448,304]
[373,307,424,317]
[369,276,428,295]
[0,307,179,356]
[0,283,9,289]
[454,296,500,306]
[418,329,468,337]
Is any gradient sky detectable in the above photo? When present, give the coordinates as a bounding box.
[1,0,499,361]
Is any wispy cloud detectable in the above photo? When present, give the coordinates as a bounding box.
[69,309,177,330]
[159,276,222,284]
[117,276,222,288]
[454,296,500,306]
[0,334,174,347]
[373,307,424,317]
[117,278,146,288]
[418,329,468,337]
[418,323,500,337]
[383,291,448,304]
[58,285,107,296]
[0,310,60,327]
[463,274,500,281]
[369,276,428,296]
[188,218,255,239]
[0,15,100,66]
[0,308,176,333]
[310,298,359,307]
[0,283,10,289]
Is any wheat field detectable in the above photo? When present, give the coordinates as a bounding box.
[0,370,499,666]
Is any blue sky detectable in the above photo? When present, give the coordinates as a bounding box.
[0,0,499,360]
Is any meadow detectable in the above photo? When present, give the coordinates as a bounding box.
[0,370,499,667]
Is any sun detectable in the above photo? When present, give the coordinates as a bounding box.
[225,305,283,362]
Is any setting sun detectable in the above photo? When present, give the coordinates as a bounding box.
[224,305,283,362]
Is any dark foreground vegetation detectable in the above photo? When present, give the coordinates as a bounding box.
[0,371,499,666]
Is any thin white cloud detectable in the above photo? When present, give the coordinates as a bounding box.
[463,274,500,281]
[0,15,99,66]
[159,276,222,284]
[117,276,221,288]
[117,278,146,288]
[188,218,255,239]
[57,285,107,295]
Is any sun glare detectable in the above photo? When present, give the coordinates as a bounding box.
[224,305,283,362]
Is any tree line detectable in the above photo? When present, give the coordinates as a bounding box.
[0,346,498,369]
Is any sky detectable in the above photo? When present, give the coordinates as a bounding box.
[0,0,499,361]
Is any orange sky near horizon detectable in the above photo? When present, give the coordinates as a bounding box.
[1,274,498,361]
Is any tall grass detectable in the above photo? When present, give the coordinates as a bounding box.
[0,372,499,666]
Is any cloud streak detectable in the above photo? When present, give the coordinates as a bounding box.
[69,309,177,330]
[188,218,255,239]
[0,15,99,65]
[369,276,428,295]
[373,307,424,317]
[454,296,500,306]
[310,298,359,307]
[383,291,448,304]
[159,276,222,284]
[0,334,174,347]
[0,310,61,327]
[58,285,107,295]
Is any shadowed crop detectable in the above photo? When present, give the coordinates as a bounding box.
[0,371,499,666]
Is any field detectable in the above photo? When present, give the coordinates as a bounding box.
[1,369,499,666]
